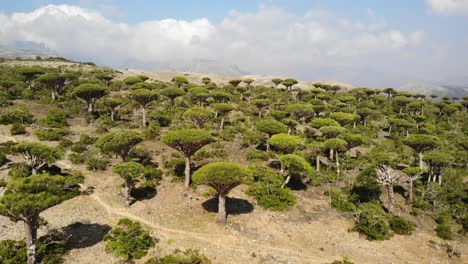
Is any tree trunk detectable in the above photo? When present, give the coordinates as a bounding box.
[110,109,115,121]
[87,102,93,113]
[142,106,147,127]
[287,126,291,135]
[217,194,227,225]
[51,90,56,101]
[408,180,414,204]
[25,216,39,264]
[387,185,395,213]
[438,174,442,185]
[31,168,37,175]
[123,179,135,206]
[281,174,291,188]
[266,141,270,152]
[418,152,424,169]
[336,151,340,175]
[184,157,191,189]
[329,149,334,160]
[219,116,225,132]
[316,155,320,172]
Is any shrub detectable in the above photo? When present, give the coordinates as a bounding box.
[35,129,67,141]
[8,163,31,179]
[79,134,97,145]
[247,184,296,211]
[355,201,393,240]
[0,240,27,264]
[69,153,86,165]
[327,189,357,213]
[104,218,155,261]
[0,108,34,125]
[143,123,160,140]
[40,108,68,128]
[145,249,212,264]
[71,142,88,153]
[246,150,269,161]
[0,236,68,264]
[10,123,26,135]
[58,138,73,149]
[435,224,454,240]
[164,158,185,179]
[331,257,354,264]
[389,217,415,235]
[85,151,110,171]
[0,152,6,166]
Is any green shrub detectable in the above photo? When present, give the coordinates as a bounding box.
[0,236,67,264]
[71,142,88,153]
[10,123,26,135]
[389,217,415,235]
[246,150,269,161]
[58,138,73,149]
[0,152,6,166]
[0,240,27,264]
[164,158,185,179]
[40,108,68,128]
[331,257,354,264]
[328,189,357,213]
[247,184,296,211]
[355,201,393,240]
[69,153,85,165]
[129,147,153,165]
[79,134,97,145]
[35,129,67,141]
[85,151,110,171]
[8,163,31,179]
[0,108,34,125]
[145,249,212,264]
[144,123,160,140]
[104,218,155,261]
[435,224,454,240]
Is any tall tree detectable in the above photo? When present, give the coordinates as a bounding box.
[192,162,251,224]
[112,161,145,205]
[17,66,44,90]
[271,78,283,88]
[36,73,67,101]
[129,89,158,127]
[403,134,441,169]
[402,167,423,204]
[0,174,80,264]
[162,129,213,189]
[73,84,107,113]
[278,154,313,188]
[102,97,124,121]
[182,106,214,129]
[211,103,234,131]
[282,78,298,91]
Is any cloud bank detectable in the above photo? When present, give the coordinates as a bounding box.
[427,0,468,16]
[0,4,466,87]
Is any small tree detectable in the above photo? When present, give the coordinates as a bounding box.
[271,78,283,88]
[228,79,242,87]
[243,78,254,89]
[182,106,214,129]
[330,112,359,127]
[104,218,155,262]
[376,165,400,213]
[319,126,347,139]
[309,118,340,128]
[129,89,158,127]
[307,142,325,172]
[95,130,143,161]
[282,78,298,90]
[286,103,314,123]
[112,161,145,205]
[17,66,44,90]
[201,77,211,86]
[0,174,80,264]
[13,142,63,174]
[268,134,304,154]
[252,99,270,118]
[256,119,288,151]
[73,84,107,113]
[423,151,452,185]
[192,162,251,224]
[160,87,186,105]
[402,167,423,204]
[324,138,347,175]
[162,130,213,189]
[278,154,313,188]
[211,103,234,131]
[37,73,67,101]
[171,76,189,88]
[102,97,124,121]
[403,134,440,169]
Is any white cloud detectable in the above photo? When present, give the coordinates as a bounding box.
[427,0,468,16]
[0,4,465,86]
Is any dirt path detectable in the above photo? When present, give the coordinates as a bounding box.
[88,192,321,263]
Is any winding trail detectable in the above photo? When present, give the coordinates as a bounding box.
[88,193,319,263]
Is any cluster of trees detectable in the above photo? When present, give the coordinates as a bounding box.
[0,63,467,263]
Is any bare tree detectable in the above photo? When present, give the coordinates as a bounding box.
[376,165,400,213]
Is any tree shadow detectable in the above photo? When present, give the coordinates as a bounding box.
[394,185,407,198]
[284,175,308,190]
[61,222,111,249]
[202,197,254,215]
[131,186,157,201]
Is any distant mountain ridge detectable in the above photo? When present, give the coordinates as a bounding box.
[398,83,468,98]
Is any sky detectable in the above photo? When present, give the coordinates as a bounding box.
[0,0,468,87]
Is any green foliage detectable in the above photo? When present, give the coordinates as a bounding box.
[129,88,158,106]
[331,257,354,264]
[73,84,107,102]
[0,108,34,125]
[389,217,415,235]
[35,129,67,141]
[193,162,251,191]
[13,142,63,168]
[113,161,145,181]
[123,76,145,86]
[278,154,314,182]
[0,240,27,264]
[435,224,454,240]
[162,129,213,157]
[10,123,26,135]
[327,189,357,212]
[143,123,160,140]
[95,130,143,160]
[182,106,214,128]
[85,151,110,171]
[329,112,358,126]
[145,249,212,264]
[171,76,189,87]
[309,117,340,128]
[41,109,68,129]
[403,134,441,153]
[246,150,270,161]
[256,118,288,136]
[104,218,155,261]
[324,138,348,152]
[268,134,304,153]
[355,201,393,240]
